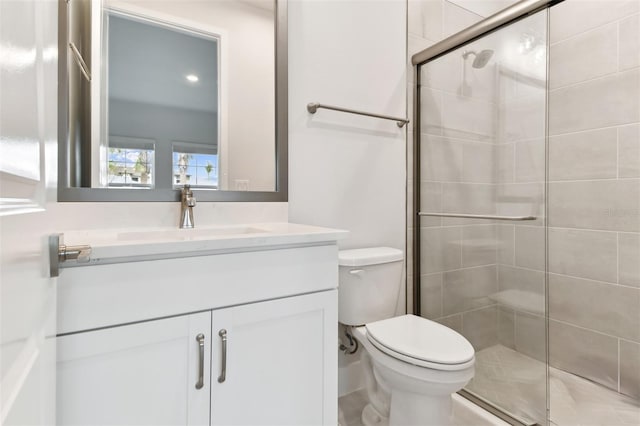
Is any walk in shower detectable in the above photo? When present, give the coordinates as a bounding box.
[411,0,640,424]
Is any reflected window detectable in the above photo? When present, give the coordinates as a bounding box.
[107,138,155,188]
[172,146,218,188]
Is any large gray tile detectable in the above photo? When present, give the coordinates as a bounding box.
[443,265,497,315]
[419,87,443,135]
[420,272,442,320]
[619,13,640,71]
[619,124,640,178]
[549,68,640,135]
[549,128,618,181]
[515,312,546,362]
[471,346,640,426]
[406,275,414,315]
[548,228,618,283]
[496,183,545,226]
[467,345,547,425]
[461,225,497,267]
[407,0,424,37]
[620,340,640,399]
[419,182,442,227]
[420,49,461,94]
[619,232,640,287]
[462,142,496,183]
[549,320,619,390]
[462,306,498,351]
[443,1,482,38]
[549,273,640,342]
[515,139,545,183]
[420,226,462,273]
[550,22,617,89]
[461,62,498,103]
[500,92,546,143]
[497,224,514,266]
[515,226,545,271]
[549,0,639,43]
[497,265,545,315]
[496,143,514,183]
[442,92,495,142]
[436,314,462,334]
[420,135,463,182]
[442,183,496,217]
[549,179,640,232]
[498,306,515,349]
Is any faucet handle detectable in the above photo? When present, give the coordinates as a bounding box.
[187,196,196,207]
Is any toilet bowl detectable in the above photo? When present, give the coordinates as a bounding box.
[338,247,475,426]
[352,316,474,426]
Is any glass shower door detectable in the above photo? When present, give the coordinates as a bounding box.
[415,10,548,425]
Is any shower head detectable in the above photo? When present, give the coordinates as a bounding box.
[462,49,494,69]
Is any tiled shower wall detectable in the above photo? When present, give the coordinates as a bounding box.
[407,0,546,354]
[408,0,640,401]
[407,0,497,343]
[547,0,640,399]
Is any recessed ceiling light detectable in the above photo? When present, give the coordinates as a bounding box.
[186,74,199,83]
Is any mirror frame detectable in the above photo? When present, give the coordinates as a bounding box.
[57,0,288,202]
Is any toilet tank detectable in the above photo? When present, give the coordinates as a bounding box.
[338,247,404,326]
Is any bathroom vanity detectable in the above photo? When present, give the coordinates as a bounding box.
[55,223,346,425]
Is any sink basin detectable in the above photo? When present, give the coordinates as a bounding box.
[117,226,268,242]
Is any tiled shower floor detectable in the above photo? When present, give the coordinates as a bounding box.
[339,345,640,426]
[469,345,640,425]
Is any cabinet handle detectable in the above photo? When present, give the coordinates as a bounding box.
[195,333,205,389]
[218,329,227,383]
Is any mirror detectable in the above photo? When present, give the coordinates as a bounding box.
[58,0,287,202]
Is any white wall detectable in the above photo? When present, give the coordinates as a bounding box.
[288,0,407,253]
[288,0,407,395]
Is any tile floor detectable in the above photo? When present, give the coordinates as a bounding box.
[339,345,640,426]
[469,345,640,426]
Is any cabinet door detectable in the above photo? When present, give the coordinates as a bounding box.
[57,312,211,425]
[211,290,337,426]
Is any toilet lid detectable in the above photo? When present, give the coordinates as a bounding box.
[366,315,475,366]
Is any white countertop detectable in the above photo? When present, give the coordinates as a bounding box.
[62,222,348,266]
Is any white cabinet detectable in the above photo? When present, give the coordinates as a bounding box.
[211,291,337,426]
[57,291,337,426]
[57,312,211,425]
[56,238,340,426]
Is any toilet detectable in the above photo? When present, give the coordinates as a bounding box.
[339,247,475,426]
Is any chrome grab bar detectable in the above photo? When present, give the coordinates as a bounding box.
[419,212,537,221]
[307,102,409,128]
[218,329,227,383]
[195,333,205,389]
[69,42,92,82]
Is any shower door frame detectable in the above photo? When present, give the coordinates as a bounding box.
[411,1,562,425]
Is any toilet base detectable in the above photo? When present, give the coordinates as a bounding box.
[362,403,388,426]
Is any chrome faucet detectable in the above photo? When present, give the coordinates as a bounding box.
[180,185,196,228]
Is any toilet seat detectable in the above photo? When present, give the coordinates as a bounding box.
[365,315,475,371]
